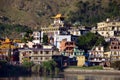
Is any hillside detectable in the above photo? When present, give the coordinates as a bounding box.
[0,0,120,32]
[0,0,78,29]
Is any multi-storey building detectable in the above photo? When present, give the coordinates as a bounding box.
[60,39,75,56]
[41,14,67,44]
[19,48,32,63]
[54,34,78,49]
[19,45,59,64]
[32,31,41,44]
[109,38,120,61]
[0,38,16,60]
[97,18,120,38]
[89,46,105,63]
[68,26,89,36]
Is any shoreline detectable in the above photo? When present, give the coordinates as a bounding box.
[63,68,120,75]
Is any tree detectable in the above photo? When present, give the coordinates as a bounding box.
[67,0,120,27]
[111,61,120,70]
[77,32,105,50]
[42,60,57,74]
[22,61,34,72]
[21,30,33,43]
[43,33,48,44]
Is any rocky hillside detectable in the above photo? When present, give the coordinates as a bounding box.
[0,0,120,29]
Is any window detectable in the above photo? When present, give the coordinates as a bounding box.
[114,46,117,49]
[104,54,108,57]
[116,56,119,59]
[106,32,109,34]
[40,51,43,54]
[41,57,42,60]
[45,51,49,54]
[34,51,38,54]
[45,57,49,60]
[114,52,117,55]
[112,42,115,45]
[98,47,101,50]
[34,57,38,60]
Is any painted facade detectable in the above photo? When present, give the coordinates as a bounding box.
[0,38,15,60]
[60,39,75,56]
[77,56,85,67]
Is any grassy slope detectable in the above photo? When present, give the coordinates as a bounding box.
[0,0,120,29]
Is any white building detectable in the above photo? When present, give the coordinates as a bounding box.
[17,41,35,48]
[68,26,90,36]
[40,14,67,44]
[97,18,120,38]
[32,31,41,44]
[89,46,105,62]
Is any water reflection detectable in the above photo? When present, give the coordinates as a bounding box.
[0,74,120,80]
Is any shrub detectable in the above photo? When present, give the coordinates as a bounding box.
[111,61,120,70]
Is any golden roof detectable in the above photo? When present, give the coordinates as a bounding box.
[5,38,11,42]
[52,14,64,18]
[2,38,11,44]
[0,44,16,49]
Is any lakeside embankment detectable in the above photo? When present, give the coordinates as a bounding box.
[64,68,120,75]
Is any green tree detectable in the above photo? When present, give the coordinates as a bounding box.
[22,61,34,72]
[0,23,32,38]
[42,60,57,74]
[77,32,105,50]
[67,0,120,27]
[21,30,33,43]
[43,33,48,44]
[111,61,120,70]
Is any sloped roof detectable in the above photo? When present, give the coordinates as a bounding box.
[51,14,64,18]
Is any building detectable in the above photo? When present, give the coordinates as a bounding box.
[54,35,78,49]
[0,38,16,61]
[103,51,111,60]
[97,18,120,38]
[19,45,59,64]
[109,38,120,61]
[41,14,67,44]
[73,47,84,56]
[32,31,41,44]
[19,48,32,63]
[88,46,105,65]
[73,46,85,67]
[68,26,89,36]
[60,39,75,56]
[77,56,85,67]
[17,41,35,48]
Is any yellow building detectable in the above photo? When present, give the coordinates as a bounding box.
[76,56,85,67]
[0,38,16,49]
[104,51,111,59]
[0,38,16,60]
[97,18,120,37]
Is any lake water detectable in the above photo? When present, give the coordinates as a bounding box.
[0,74,120,80]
